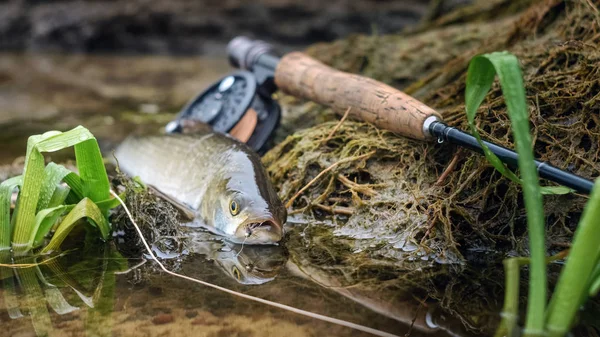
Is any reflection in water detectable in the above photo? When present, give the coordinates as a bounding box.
[2,225,597,337]
[0,243,126,337]
[186,231,287,285]
[185,228,472,336]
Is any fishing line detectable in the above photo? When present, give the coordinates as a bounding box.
[109,189,401,337]
[236,235,248,258]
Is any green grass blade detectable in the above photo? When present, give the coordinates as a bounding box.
[95,192,126,214]
[40,198,110,254]
[0,176,22,251]
[63,172,84,202]
[12,138,46,254]
[495,258,521,337]
[466,52,546,335]
[546,179,600,336]
[589,263,600,297]
[74,139,110,203]
[37,162,72,212]
[29,206,68,250]
[48,184,71,208]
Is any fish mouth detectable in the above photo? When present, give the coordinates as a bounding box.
[236,218,283,244]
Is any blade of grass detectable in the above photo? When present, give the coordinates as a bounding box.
[37,163,72,212]
[95,192,126,214]
[546,179,600,336]
[589,263,600,297]
[40,198,110,254]
[466,52,546,335]
[47,184,71,208]
[29,206,68,250]
[74,139,110,203]
[12,137,46,254]
[495,257,521,337]
[0,176,22,251]
[63,172,84,202]
[464,54,569,195]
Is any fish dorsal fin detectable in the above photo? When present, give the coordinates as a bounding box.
[147,185,196,220]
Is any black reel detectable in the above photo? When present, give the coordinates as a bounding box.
[166,70,280,154]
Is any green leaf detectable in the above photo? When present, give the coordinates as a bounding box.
[48,185,71,209]
[540,186,573,195]
[40,198,110,254]
[74,139,110,204]
[37,163,73,212]
[546,179,600,335]
[63,172,84,202]
[589,263,600,297]
[29,206,68,250]
[0,176,22,251]
[95,192,126,214]
[466,52,546,334]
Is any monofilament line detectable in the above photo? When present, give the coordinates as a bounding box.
[110,190,400,337]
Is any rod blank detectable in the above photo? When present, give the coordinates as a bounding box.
[429,122,593,194]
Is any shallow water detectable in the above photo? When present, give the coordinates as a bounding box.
[0,228,474,337]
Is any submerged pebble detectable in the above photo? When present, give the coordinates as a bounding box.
[152,313,174,325]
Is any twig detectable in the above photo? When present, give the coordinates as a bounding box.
[314,203,355,216]
[323,107,352,143]
[337,174,379,196]
[435,151,461,186]
[285,151,376,209]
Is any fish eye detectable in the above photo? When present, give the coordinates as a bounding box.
[230,200,240,216]
[232,266,242,280]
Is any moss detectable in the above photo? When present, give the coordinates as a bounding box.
[263,0,599,264]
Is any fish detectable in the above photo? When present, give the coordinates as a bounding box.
[114,130,286,244]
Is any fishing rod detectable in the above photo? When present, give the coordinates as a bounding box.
[167,36,594,195]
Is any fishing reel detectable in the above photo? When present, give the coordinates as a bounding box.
[166,41,280,155]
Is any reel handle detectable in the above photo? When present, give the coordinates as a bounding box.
[274,52,442,140]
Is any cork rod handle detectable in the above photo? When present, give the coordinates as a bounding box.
[274,52,442,140]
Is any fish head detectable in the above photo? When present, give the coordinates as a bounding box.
[216,188,285,244]
[209,153,287,244]
[205,146,287,244]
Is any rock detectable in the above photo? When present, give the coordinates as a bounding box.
[152,313,174,325]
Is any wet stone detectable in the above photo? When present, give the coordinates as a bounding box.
[152,313,175,325]
[185,310,198,318]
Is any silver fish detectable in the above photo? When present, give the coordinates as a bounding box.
[114,131,286,244]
